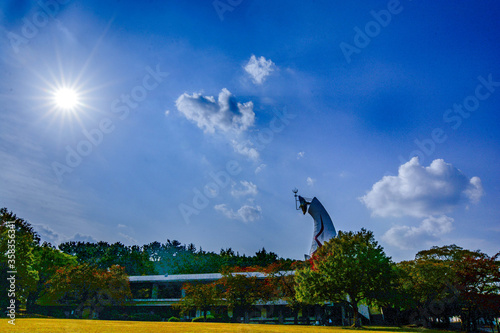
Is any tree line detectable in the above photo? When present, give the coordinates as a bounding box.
[175,229,500,331]
[1,207,499,331]
[0,207,292,318]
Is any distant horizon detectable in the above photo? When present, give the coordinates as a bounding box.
[11,205,495,264]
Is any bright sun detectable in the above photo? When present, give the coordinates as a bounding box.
[53,88,79,110]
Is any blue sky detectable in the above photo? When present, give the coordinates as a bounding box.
[1,0,499,262]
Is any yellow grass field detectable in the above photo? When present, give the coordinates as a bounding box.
[0,319,453,333]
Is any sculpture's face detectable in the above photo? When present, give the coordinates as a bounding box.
[298,196,308,215]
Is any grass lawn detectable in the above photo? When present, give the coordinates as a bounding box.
[0,319,454,333]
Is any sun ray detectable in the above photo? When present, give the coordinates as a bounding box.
[25,19,120,143]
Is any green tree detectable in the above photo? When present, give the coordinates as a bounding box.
[395,245,495,329]
[59,241,156,275]
[27,242,77,312]
[396,257,457,327]
[127,245,157,275]
[295,228,395,327]
[0,208,39,310]
[58,241,107,267]
[41,264,132,318]
[253,248,279,267]
[416,244,481,261]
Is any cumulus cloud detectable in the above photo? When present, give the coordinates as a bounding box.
[215,204,262,223]
[244,55,276,84]
[297,151,305,159]
[382,215,454,249]
[176,88,255,135]
[231,181,258,197]
[176,88,259,160]
[360,157,483,218]
[306,177,315,186]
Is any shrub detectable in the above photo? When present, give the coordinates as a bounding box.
[168,316,180,322]
[192,314,216,322]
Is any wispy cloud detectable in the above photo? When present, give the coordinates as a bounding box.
[255,163,266,174]
[69,233,98,243]
[231,180,258,197]
[119,232,138,243]
[214,203,262,223]
[33,223,61,244]
[0,128,89,234]
[231,139,259,160]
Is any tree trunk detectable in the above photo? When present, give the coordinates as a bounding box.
[444,315,450,328]
[26,291,38,313]
[351,300,361,327]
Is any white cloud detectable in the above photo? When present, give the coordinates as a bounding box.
[306,177,315,186]
[464,176,483,203]
[231,181,258,197]
[255,163,267,174]
[176,89,259,159]
[382,215,454,249]
[69,233,98,243]
[244,55,276,85]
[238,205,262,222]
[231,139,259,160]
[215,204,262,223]
[215,204,237,219]
[339,171,350,178]
[297,151,305,159]
[33,224,60,244]
[176,88,255,135]
[119,232,138,244]
[360,157,483,218]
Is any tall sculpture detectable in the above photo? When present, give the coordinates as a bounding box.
[293,189,337,258]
